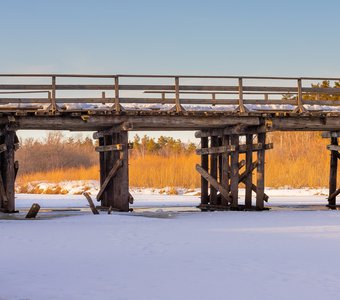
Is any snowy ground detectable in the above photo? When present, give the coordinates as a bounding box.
[1,190,340,300]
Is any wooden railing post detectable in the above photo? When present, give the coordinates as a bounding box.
[295,78,306,113]
[238,78,246,113]
[51,76,57,112]
[175,76,182,112]
[114,75,120,112]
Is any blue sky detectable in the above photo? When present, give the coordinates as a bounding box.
[1,0,340,141]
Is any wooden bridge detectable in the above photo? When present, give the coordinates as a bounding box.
[1,73,340,212]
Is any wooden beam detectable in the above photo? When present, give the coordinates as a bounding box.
[95,144,124,152]
[195,125,268,138]
[96,158,123,201]
[83,192,100,215]
[210,136,218,205]
[230,135,240,208]
[329,137,338,206]
[200,137,209,205]
[4,131,15,212]
[113,131,130,211]
[256,132,266,209]
[13,115,262,131]
[196,164,231,203]
[221,135,230,205]
[245,134,253,208]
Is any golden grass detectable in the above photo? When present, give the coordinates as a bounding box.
[129,154,200,188]
[16,132,336,189]
[16,165,100,185]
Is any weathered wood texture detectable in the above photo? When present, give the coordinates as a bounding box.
[230,135,240,208]
[245,134,253,208]
[200,137,209,205]
[196,164,231,203]
[256,133,266,210]
[221,135,230,206]
[210,136,218,205]
[329,137,338,206]
[0,129,17,212]
[95,130,129,211]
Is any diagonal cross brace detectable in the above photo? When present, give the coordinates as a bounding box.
[96,158,123,201]
[196,164,232,204]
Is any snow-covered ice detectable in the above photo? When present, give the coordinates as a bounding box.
[1,191,340,300]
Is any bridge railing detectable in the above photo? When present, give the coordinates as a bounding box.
[0,74,339,113]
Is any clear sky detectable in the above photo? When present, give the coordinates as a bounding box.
[1,0,340,142]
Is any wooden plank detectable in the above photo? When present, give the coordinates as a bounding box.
[196,164,231,203]
[329,137,338,206]
[230,135,240,208]
[95,144,124,152]
[210,136,218,205]
[200,137,209,205]
[83,192,100,214]
[25,203,40,219]
[96,158,123,201]
[245,134,253,208]
[256,132,266,210]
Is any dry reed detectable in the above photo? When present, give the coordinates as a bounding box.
[16,132,335,189]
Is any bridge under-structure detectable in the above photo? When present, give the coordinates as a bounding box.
[0,74,340,212]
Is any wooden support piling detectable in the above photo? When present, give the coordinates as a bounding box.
[329,137,338,206]
[245,134,253,208]
[221,135,230,206]
[0,129,17,213]
[94,127,130,212]
[256,132,266,210]
[200,136,209,205]
[230,135,240,209]
[210,136,218,205]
